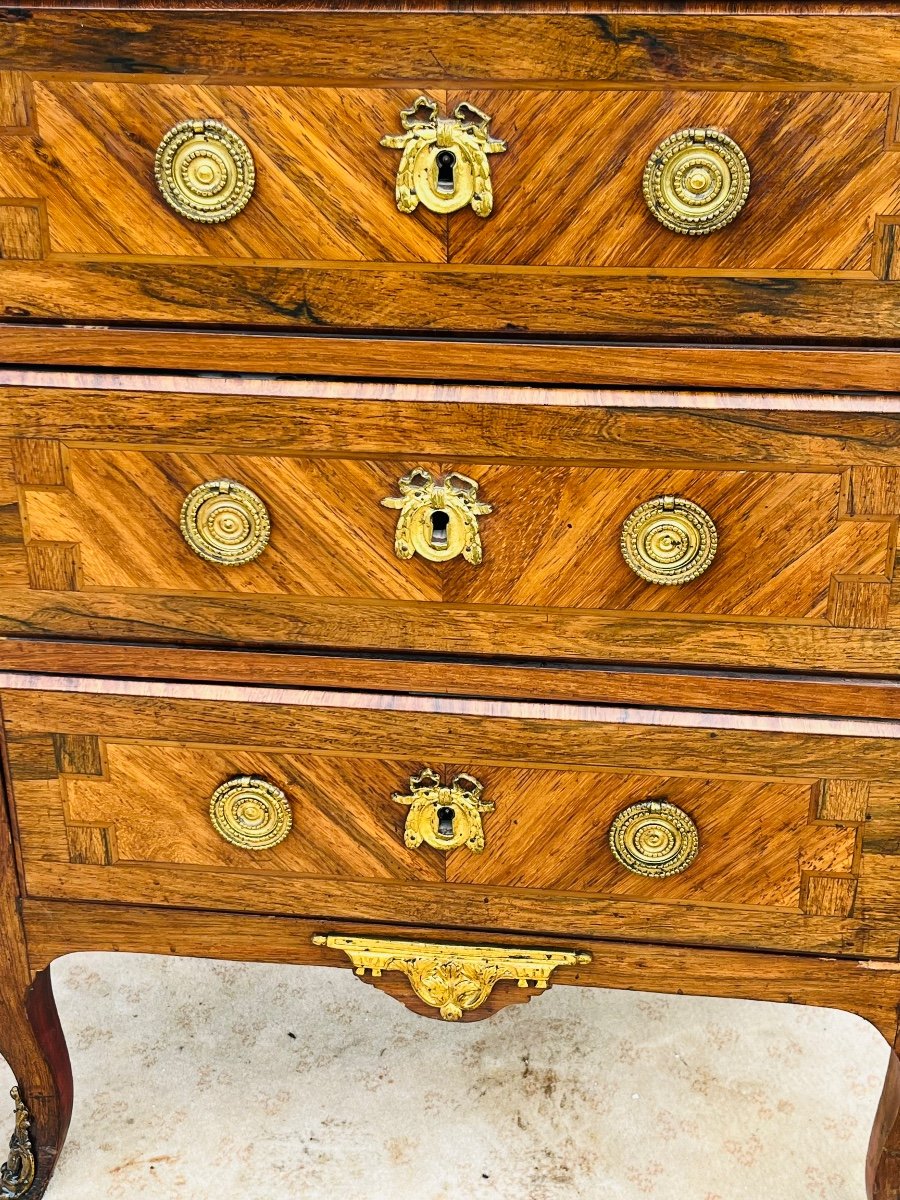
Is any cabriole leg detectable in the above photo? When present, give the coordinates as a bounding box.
[869,1039,900,1199]
[1,759,72,1198]
[0,972,72,1200]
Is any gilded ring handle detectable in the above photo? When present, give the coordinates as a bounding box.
[180,479,271,566]
[620,494,717,585]
[155,118,256,223]
[643,127,750,235]
[609,800,699,878]
[210,776,292,851]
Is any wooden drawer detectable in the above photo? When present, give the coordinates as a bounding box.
[3,673,900,960]
[0,10,898,340]
[1,374,898,674]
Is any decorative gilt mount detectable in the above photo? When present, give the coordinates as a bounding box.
[620,494,718,585]
[381,469,492,564]
[393,768,493,853]
[209,776,293,851]
[643,127,750,235]
[155,119,256,223]
[180,479,271,566]
[380,96,507,216]
[313,936,591,1021]
[1,1089,35,1199]
[609,799,700,878]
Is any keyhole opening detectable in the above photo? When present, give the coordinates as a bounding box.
[437,806,456,838]
[430,509,450,549]
[436,150,457,194]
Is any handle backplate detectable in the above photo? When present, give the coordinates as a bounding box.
[155,118,255,223]
[620,494,717,585]
[609,799,699,878]
[180,479,270,566]
[210,775,292,851]
[643,127,750,235]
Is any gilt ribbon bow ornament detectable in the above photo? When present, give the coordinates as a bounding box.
[381,468,492,564]
[380,96,507,217]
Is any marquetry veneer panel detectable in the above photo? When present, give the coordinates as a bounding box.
[448,88,900,272]
[1,383,898,672]
[4,446,897,627]
[2,680,898,959]
[0,79,445,264]
[0,46,897,336]
[14,448,896,619]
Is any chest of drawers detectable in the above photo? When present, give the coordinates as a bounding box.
[0,3,898,1198]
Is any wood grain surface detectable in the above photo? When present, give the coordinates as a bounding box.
[0,6,897,340]
[2,254,899,340]
[448,86,900,272]
[1,378,897,672]
[0,330,897,393]
[3,11,899,83]
[3,638,900,719]
[2,677,899,958]
[0,80,446,262]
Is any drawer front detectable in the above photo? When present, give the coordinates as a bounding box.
[3,675,899,959]
[1,377,898,674]
[1,11,898,340]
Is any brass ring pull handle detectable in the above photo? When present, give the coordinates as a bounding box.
[180,479,271,566]
[210,776,292,851]
[381,96,507,217]
[155,119,256,223]
[393,768,494,853]
[643,128,750,235]
[381,468,492,564]
[620,494,717,585]
[609,799,699,877]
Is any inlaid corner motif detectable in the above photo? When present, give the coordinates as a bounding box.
[0,1089,35,1199]
[0,73,43,265]
[314,935,590,1021]
[827,465,900,629]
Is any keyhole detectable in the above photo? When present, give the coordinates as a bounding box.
[436,150,456,194]
[437,806,456,838]
[430,509,450,549]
